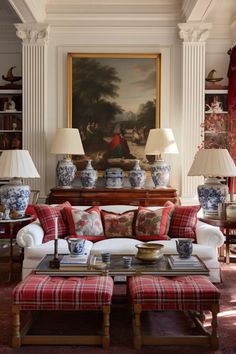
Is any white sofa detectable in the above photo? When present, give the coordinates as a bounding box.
[16,205,224,282]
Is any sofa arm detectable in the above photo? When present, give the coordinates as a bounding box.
[196,220,224,248]
[16,221,44,248]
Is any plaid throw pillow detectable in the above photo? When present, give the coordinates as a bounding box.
[34,202,71,243]
[135,207,172,241]
[101,210,136,238]
[164,202,201,240]
[64,206,105,241]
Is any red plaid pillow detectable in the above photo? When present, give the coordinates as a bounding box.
[101,210,136,238]
[34,202,71,243]
[64,206,105,241]
[164,202,201,240]
[135,207,172,241]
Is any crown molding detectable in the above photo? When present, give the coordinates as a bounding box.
[9,0,46,23]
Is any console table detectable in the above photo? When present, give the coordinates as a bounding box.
[47,187,178,206]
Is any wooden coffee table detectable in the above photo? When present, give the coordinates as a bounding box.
[35,254,209,277]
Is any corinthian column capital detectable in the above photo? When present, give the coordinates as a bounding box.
[178,22,212,42]
[15,23,50,45]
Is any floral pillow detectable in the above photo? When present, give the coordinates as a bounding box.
[101,210,136,238]
[135,206,173,241]
[34,201,71,243]
[164,202,201,240]
[64,206,104,241]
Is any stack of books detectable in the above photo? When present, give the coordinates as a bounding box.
[60,254,89,270]
[168,255,203,270]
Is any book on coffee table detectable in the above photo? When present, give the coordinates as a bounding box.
[168,255,203,269]
[60,254,89,268]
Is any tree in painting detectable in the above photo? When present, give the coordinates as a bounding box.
[71,56,157,170]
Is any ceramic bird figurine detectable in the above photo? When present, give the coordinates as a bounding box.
[2,66,22,84]
[205,69,223,83]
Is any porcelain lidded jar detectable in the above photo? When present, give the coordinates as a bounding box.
[80,160,98,189]
[129,159,146,189]
[104,167,124,188]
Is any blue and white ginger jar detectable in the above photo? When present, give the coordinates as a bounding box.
[151,159,170,187]
[129,160,146,189]
[198,177,228,216]
[56,158,76,187]
[104,168,124,188]
[0,180,31,217]
[80,160,97,189]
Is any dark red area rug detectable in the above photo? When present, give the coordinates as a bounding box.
[0,261,236,354]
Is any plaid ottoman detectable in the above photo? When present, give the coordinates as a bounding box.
[12,275,114,348]
[128,275,220,350]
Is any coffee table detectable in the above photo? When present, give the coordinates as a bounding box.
[35,254,209,277]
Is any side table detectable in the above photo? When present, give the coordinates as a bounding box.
[0,216,33,281]
[198,216,236,264]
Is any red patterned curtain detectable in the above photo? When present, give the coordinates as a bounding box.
[227,45,236,193]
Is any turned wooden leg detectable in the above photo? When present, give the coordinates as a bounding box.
[11,305,21,348]
[102,305,110,348]
[210,303,219,350]
[133,304,142,350]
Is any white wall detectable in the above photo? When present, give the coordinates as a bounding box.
[0,22,231,200]
[45,27,182,194]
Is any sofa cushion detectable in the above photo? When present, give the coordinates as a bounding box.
[64,206,105,241]
[164,202,201,240]
[34,202,71,243]
[90,238,142,255]
[135,207,172,241]
[101,210,136,238]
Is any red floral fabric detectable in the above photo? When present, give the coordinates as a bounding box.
[135,207,172,241]
[101,210,136,238]
[164,202,201,240]
[34,202,71,243]
[64,206,105,241]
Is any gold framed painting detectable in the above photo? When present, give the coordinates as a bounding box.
[68,53,161,171]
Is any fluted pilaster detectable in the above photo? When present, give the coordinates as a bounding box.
[178,22,211,200]
[15,23,49,196]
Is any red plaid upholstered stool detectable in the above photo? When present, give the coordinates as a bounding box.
[128,275,220,350]
[12,275,113,348]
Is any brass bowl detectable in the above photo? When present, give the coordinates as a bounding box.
[135,243,164,262]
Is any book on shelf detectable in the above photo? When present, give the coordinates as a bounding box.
[60,254,89,268]
[168,255,203,269]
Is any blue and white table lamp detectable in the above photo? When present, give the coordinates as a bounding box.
[188,149,236,216]
[50,128,85,188]
[0,150,40,217]
[145,128,179,187]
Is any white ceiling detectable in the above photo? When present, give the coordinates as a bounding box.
[1,0,236,36]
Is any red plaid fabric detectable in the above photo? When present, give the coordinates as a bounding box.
[164,203,201,240]
[13,275,113,310]
[128,275,220,311]
[35,202,71,243]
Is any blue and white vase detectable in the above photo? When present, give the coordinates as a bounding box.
[104,168,124,188]
[151,159,170,187]
[0,178,31,217]
[198,177,228,216]
[129,160,146,189]
[56,157,76,187]
[80,160,97,189]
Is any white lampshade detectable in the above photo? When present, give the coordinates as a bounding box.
[0,149,40,178]
[188,149,236,177]
[50,128,84,155]
[145,128,179,156]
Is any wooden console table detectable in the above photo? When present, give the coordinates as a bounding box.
[47,187,178,207]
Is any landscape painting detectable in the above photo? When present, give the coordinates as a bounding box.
[68,53,161,171]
